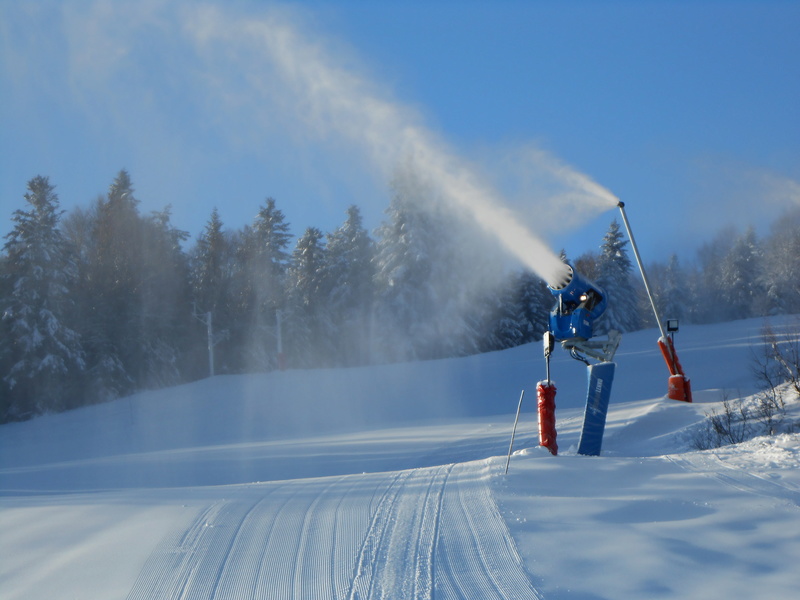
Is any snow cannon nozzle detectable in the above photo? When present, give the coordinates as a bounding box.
[548,263,574,291]
[546,264,606,318]
[617,200,625,208]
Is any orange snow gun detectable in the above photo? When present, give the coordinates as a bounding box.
[618,201,692,403]
[658,334,692,402]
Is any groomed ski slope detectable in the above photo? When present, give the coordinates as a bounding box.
[124,461,539,600]
[2,316,800,599]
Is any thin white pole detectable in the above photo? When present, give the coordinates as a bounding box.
[505,390,526,475]
[276,309,283,355]
[207,311,215,377]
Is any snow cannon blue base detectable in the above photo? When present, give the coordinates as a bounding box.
[577,362,616,456]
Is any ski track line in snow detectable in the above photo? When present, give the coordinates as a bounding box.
[666,453,800,508]
[348,464,454,599]
[435,461,543,600]
[346,469,413,600]
[125,494,268,600]
[126,461,541,600]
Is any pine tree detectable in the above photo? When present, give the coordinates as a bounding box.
[81,170,153,397]
[762,207,800,315]
[373,168,489,361]
[324,205,374,366]
[720,226,764,320]
[190,208,235,375]
[661,254,687,323]
[192,208,228,315]
[514,270,551,344]
[596,219,640,333]
[574,251,600,282]
[138,205,192,387]
[474,277,525,353]
[476,269,551,353]
[0,253,11,417]
[373,173,444,361]
[694,227,736,323]
[1,176,85,420]
[285,227,332,367]
[232,198,292,371]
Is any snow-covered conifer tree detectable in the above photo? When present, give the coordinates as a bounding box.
[474,278,525,353]
[373,166,493,361]
[720,226,764,320]
[661,254,688,323]
[761,207,800,315]
[373,170,458,361]
[138,206,191,387]
[513,270,551,344]
[190,208,237,375]
[1,176,85,420]
[233,198,292,371]
[324,205,374,366]
[475,269,551,353]
[80,170,145,397]
[192,208,228,315]
[286,227,332,367]
[595,219,640,333]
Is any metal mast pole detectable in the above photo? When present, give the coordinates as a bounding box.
[617,201,667,341]
[617,201,692,402]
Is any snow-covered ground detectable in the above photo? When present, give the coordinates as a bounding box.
[2,316,799,599]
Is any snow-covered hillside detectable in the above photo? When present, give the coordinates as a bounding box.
[2,316,799,599]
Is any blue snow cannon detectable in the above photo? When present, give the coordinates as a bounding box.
[547,264,607,342]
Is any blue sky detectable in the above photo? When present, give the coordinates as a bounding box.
[2,0,798,268]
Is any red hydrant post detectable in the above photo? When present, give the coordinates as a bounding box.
[537,381,558,455]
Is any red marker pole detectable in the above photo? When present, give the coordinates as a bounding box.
[538,332,558,455]
[537,381,558,455]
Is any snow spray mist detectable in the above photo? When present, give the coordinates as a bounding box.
[184,5,621,287]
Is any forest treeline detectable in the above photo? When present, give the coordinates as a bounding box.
[2,169,799,422]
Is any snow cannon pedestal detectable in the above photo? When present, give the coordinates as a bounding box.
[577,362,616,456]
[668,374,692,402]
[658,336,692,403]
[537,381,558,456]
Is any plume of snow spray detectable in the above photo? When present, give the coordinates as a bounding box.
[522,147,619,211]
[60,1,619,288]
[184,5,624,287]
